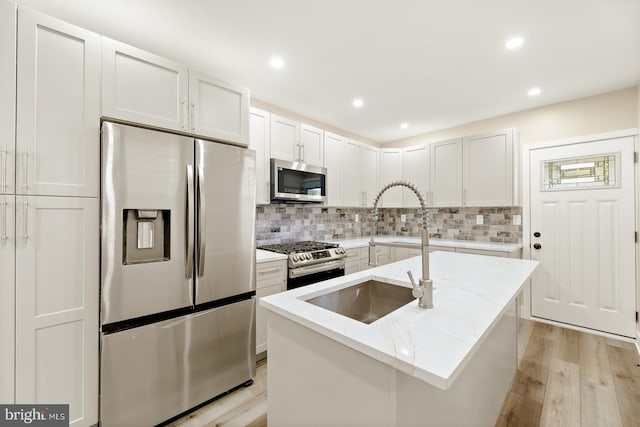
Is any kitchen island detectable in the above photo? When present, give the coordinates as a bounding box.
[260,251,538,427]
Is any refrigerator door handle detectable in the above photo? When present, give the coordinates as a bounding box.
[186,165,194,279]
[197,166,206,276]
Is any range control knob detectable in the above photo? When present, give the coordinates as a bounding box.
[292,255,299,261]
[306,253,312,260]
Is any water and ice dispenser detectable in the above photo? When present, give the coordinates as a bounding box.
[122,209,171,264]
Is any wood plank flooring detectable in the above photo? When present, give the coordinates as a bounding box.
[170,321,639,426]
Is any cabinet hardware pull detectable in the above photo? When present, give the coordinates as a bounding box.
[22,151,28,193]
[1,146,6,192]
[191,103,196,131]
[1,198,6,244]
[22,198,28,241]
[185,165,194,280]
[182,99,188,131]
[197,166,206,276]
[258,267,282,275]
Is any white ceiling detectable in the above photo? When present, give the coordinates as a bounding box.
[15,0,640,143]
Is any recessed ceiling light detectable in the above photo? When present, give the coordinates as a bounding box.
[400,122,409,129]
[270,56,284,69]
[505,37,524,50]
[528,87,541,96]
[352,98,364,108]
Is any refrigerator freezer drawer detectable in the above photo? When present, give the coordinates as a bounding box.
[100,298,256,427]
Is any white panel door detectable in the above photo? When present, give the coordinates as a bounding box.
[189,70,249,146]
[0,195,15,403]
[361,145,379,207]
[324,132,343,206]
[430,138,462,207]
[270,114,299,162]
[249,108,271,204]
[342,139,362,206]
[16,8,100,197]
[101,37,189,132]
[300,123,323,166]
[530,137,636,337]
[15,196,99,426]
[463,129,513,206]
[402,144,429,207]
[0,1,15,195]
[379,149,403,207]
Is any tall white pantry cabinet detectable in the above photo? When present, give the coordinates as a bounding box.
[1,4,100,427]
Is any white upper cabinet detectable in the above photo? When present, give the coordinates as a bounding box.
[430,138,463,207]
[378,149,403,207]
[270,114,299,162]
[360,145,379,207]
[16,8,100,197]
[342,138,361,206]
[101,37,188,132]
[402,144,429,207]
[299,123,324,166]
[249,108,271,205]
[323,132,343,206]
[0,1,15,196]
[188,70,249,145]
[15,196,99,426]
[462,129,514,206]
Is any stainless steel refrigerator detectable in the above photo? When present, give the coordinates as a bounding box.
[99,122,256,427]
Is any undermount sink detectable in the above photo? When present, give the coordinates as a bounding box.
[306,279,414,324]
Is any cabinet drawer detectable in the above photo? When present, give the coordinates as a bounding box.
[345,248,362,259]
[456,248,508,258]
[256,260,287,288]
[345,259,361,275]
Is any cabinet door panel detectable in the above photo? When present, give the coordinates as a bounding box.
[323,132,343,206]
[0,195,14,403]
[249,108,271,204]
[342,139,361,206]
[300,124,323,166]
[256,283,285,354]
[17,8,100,197]
[0,1,15,195]
[189,71,249,146]
[15,196,98,426]
[379,149,403,207]
[101,37,188,132]
[430,138,462,207]
[270,114,298,162]
[361,146,378,207]
[402,145,429,207]
[463,130,513,206]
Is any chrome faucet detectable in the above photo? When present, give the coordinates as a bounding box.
[369,181,433,309]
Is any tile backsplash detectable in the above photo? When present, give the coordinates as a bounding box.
[256,205,522,246]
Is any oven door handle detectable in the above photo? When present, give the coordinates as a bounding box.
[289,260,345,278]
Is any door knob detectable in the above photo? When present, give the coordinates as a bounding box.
[533,243,542,250]
[533,232,541,238]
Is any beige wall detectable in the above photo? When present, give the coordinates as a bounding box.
[251,98,376,147]
[385,87,638,148]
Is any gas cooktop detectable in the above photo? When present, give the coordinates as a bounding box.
[258,241,346,268]
[258,241,339,255]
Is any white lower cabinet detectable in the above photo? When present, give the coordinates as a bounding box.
[14,196,99,426]
[0,195,15,403]
[256,259,287,355]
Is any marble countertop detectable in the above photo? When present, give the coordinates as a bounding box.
[260,251,538,390]
[324,236,522,253]
[256,249,288,263]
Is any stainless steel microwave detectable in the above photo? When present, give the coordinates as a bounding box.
[270,159,327,203]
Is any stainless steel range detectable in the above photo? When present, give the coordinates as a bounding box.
[258,241,347,289]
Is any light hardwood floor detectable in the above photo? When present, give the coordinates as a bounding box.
[169,321,640,426]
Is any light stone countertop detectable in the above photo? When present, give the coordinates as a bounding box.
[256,249,288,263]
[324,236,522,253]
[260,251,538,390]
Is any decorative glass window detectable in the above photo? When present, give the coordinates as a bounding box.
[542,153,620,191]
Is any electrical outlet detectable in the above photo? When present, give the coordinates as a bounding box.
[354,214,359,223]
[513,214,522,225]
[476,215,484,225]
[401,214,406,223]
